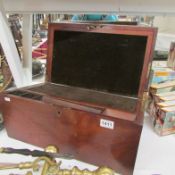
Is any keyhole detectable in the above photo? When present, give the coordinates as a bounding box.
[57,111,61,117]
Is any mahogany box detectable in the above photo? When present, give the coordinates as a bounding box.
[1,23,157,175]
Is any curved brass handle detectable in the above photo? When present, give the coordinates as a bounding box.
[87,25,104,30]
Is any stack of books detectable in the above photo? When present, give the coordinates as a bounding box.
[147,42,175,135]
[148,81,175,135]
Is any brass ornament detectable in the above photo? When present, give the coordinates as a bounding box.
[0,146,119,175]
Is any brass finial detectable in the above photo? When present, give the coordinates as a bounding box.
[44,145,58,153]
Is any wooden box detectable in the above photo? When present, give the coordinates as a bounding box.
[1,23,157,175]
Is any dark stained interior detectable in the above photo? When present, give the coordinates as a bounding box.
[27,83,137,112]
[8,90,43,101]
[51,30,147,97]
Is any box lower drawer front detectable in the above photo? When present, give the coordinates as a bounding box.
[3,96,142,175]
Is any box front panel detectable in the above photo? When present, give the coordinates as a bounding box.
[3,95,142,175]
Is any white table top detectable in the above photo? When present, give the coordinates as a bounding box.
[0,116,175,175]
[133,116,175,175]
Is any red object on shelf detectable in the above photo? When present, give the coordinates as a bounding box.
[32,40,47,59]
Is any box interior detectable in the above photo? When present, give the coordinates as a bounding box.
[8,29,148,113]
[27,83,137,112]
[51,30,147,97]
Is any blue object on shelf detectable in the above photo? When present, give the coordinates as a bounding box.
[71,14,118,22]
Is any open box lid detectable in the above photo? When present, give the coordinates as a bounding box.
[47,23,157,121]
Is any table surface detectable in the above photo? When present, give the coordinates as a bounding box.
[0,116,175,175]
[133,116,175,175]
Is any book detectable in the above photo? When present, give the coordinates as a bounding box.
[149,67,175,84]
[150,80,175,95]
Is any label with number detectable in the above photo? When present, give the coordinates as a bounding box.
[4,97,11,102]
[100,119,114,130]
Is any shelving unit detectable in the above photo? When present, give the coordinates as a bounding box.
[1,0,175,87]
